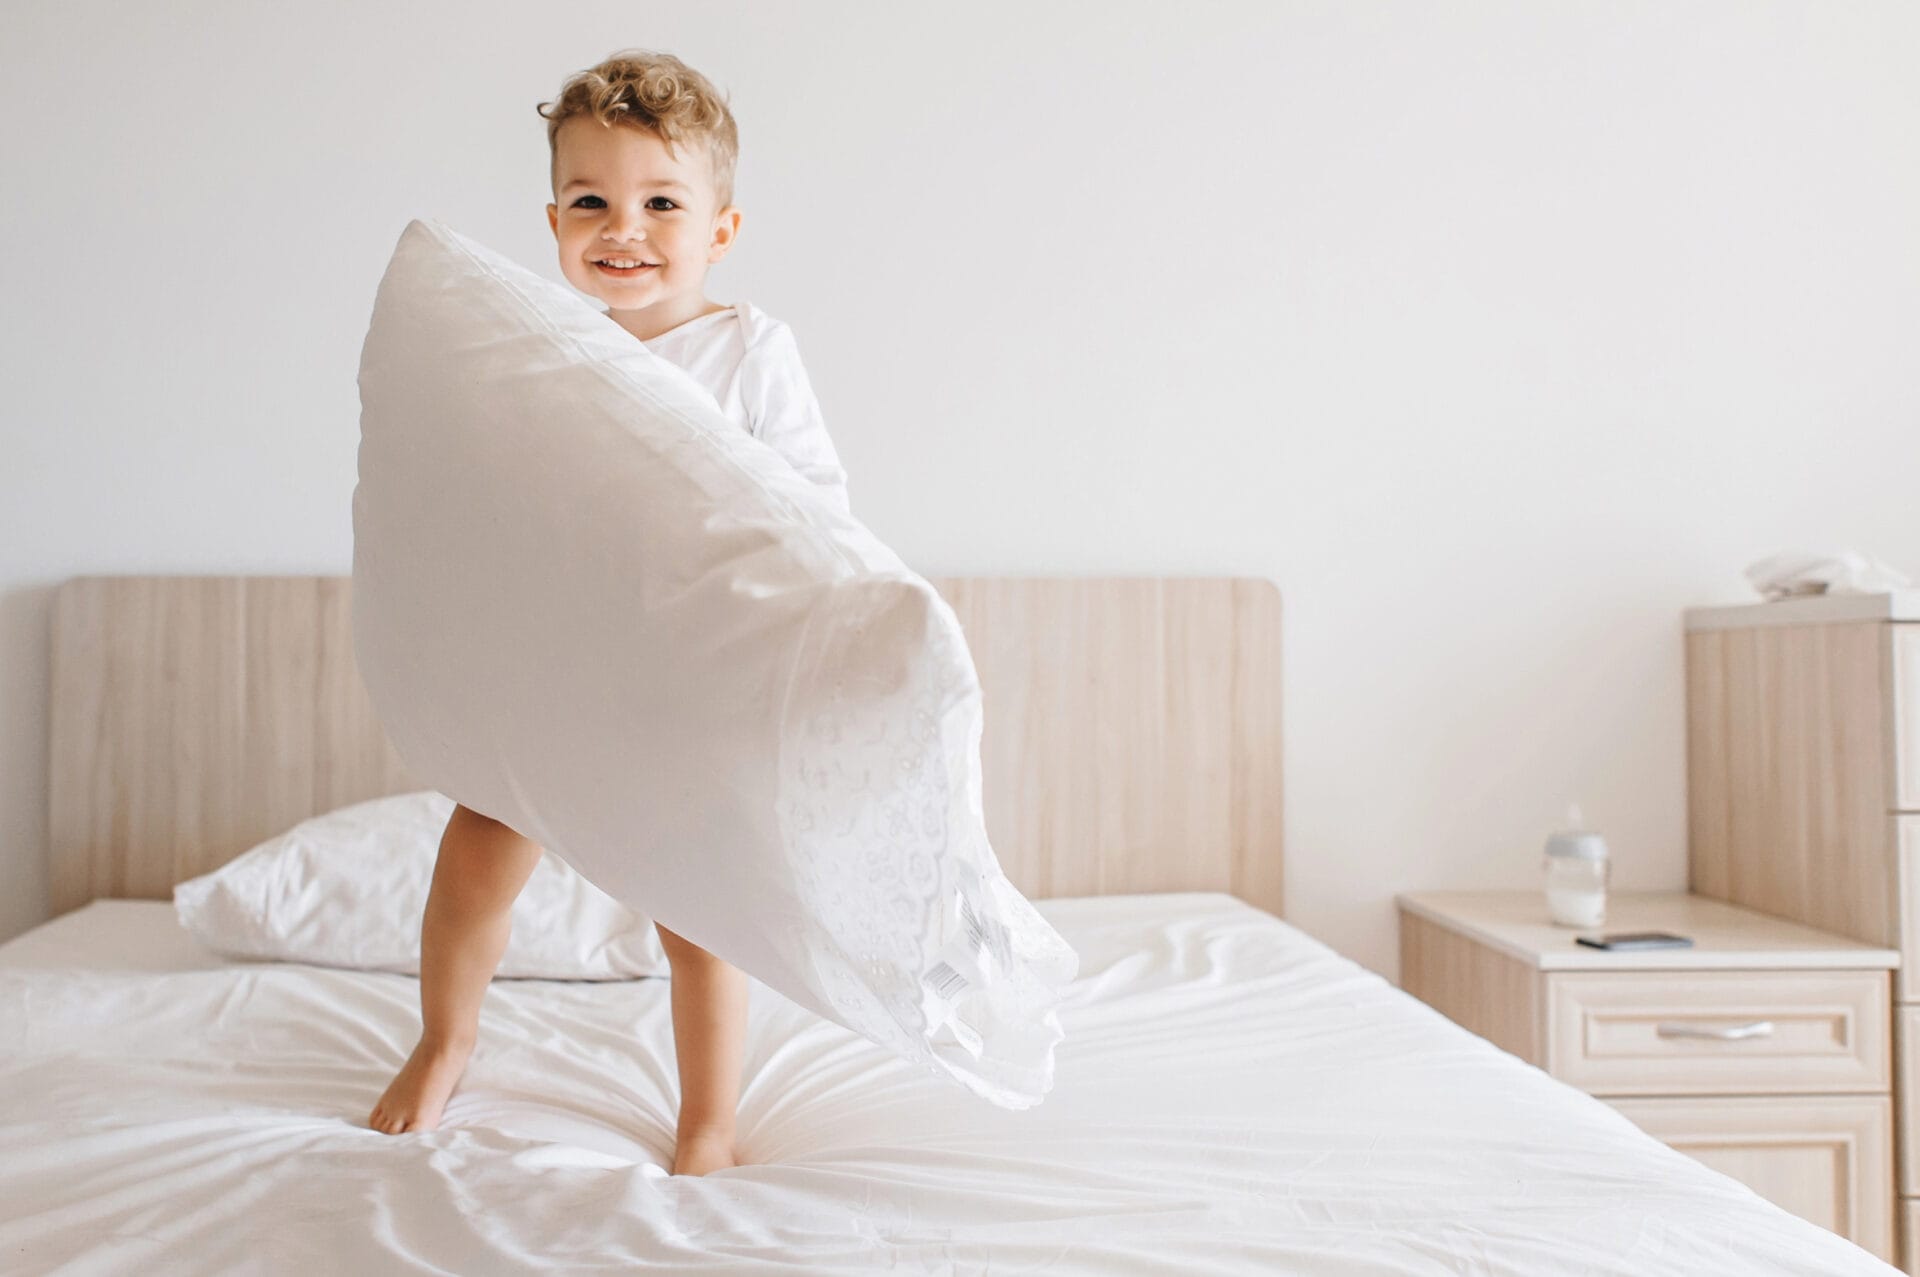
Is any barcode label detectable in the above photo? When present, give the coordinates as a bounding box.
[925,960,970,1000]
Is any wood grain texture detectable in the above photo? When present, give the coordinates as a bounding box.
[1686,594,1920,629]
[1898,816,1920,1003]
[1685,621,1897,946]
[1397,889,1899,972]
[1608,1094,1894,1262]
[1397,909,1543,1065]
[1896,1003,1920,1198]
[48,577,420,913]
[47,574,1283,918]
[937,577,1283,915]
[1897,626,1920,813]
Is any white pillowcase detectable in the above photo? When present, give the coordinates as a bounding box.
[351,218,1077,1108]
[173,790,668,980]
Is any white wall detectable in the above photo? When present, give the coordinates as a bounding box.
[4,1,1916,977]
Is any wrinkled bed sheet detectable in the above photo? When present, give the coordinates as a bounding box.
[0,893,1896,1275]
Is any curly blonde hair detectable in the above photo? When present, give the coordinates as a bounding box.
[536,49,739,209]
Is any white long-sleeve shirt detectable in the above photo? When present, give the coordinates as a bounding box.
[638,301,852,516]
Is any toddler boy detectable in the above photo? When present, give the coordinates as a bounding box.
[367,49,851,1178]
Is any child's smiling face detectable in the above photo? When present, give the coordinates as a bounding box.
[545,116,742,335]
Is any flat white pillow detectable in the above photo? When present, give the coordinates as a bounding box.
[351,218,1077,1109]
[173,790,668,980]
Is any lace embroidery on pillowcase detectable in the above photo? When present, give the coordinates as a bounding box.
[775,587,1074,1093]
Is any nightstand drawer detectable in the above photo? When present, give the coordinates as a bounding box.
[1608,1094,1893,1262]
[1546,970,1890,1095]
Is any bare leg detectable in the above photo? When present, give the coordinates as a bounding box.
[367,803,544,1134]
[656,922,748,1175]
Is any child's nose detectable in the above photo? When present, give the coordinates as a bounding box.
[604,212,647,240]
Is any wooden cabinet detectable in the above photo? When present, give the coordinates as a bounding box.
[1397,890,1897,1263]
[1685,590,1920,1271]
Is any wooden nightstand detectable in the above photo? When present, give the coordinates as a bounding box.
[1396,889,1900,1263]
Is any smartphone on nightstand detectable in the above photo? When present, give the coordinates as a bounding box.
[1575,931,1694,951]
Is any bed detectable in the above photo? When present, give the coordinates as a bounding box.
[3,574,1899,1275]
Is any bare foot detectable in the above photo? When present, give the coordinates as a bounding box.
[368,1036,473,1134]
[672,1126,740,1176]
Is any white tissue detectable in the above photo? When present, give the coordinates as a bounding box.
[1743,550,1913,601]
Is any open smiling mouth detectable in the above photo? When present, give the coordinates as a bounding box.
[594,260,657,278]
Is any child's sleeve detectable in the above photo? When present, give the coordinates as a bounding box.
[738,322,853,517]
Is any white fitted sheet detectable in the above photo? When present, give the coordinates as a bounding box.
[0,892,1897,1275]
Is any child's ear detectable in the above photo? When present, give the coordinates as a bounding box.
[708,207,742,263]
[546,204,559,237]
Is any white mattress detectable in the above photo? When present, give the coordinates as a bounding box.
[0,892,1897,1275]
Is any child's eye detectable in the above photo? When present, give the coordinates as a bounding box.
[570,195,678,211]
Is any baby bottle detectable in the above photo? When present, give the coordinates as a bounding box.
[1543,803,1609,928]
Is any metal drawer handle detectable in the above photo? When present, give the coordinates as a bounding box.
[1656,1020,1775,1042]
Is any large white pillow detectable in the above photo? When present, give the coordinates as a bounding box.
[351,219,1077,1109]
[173,790,669,979]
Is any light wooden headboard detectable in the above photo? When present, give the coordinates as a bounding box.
[48,576,1282,918]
